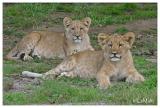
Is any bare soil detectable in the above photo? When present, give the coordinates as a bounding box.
[29,18,157,34]
[3,76,42,93]
[90,19,157,34]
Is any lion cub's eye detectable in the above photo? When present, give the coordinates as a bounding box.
[108,43,112,48]
[119,43,123,47]
[80,27,83,30]
[71,27,75,30]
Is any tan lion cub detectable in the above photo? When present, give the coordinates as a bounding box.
[22,32,144,89]
[5,17,94,61]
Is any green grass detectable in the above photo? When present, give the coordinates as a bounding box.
[114,27,129,34]
[3,56,157,105]
[3,3,157,36]
[3,58,62,75]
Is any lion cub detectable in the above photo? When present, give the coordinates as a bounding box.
[42,32,144,89]
[5,17,94,61]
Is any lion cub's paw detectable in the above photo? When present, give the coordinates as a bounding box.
[126,73,145,83]
[23,55,33,61]
[42,71,57,80]
[59,72,70,77]
[58,72,75,78]
[98,81,111,89]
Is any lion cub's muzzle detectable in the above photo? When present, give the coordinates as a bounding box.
[109,52,121,61]
[73,35,82,43]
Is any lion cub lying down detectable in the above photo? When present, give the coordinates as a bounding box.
[22,32,144,89]
[6,17,94,61]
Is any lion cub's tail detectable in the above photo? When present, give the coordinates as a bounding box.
[22,71,43,78]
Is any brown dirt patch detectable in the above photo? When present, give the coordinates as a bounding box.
[30,18,157,35]
[90,19,157,34]
[3,76,42,93]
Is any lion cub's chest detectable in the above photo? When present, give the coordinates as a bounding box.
[110,63,128,81]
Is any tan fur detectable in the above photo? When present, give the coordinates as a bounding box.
[43,32,144,89]
[5,17,94,61]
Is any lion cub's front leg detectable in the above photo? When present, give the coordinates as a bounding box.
[97,72,111,89]
[96,65,113,89]
[126,68,145,83]
[43,57,76,79]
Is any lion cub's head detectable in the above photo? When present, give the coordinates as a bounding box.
[63,17,91,44]
[98,32,135,62]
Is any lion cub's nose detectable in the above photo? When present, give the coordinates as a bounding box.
[75,35,80,39]
[112,52,117,55]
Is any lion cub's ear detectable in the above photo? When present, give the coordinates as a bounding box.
[81,17,91,28]
[63,17,72,28]
[123,32,135,48]
[98,33,110,48]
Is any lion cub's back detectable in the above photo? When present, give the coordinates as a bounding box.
[73,50,104,78]
[32,31,66,58]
